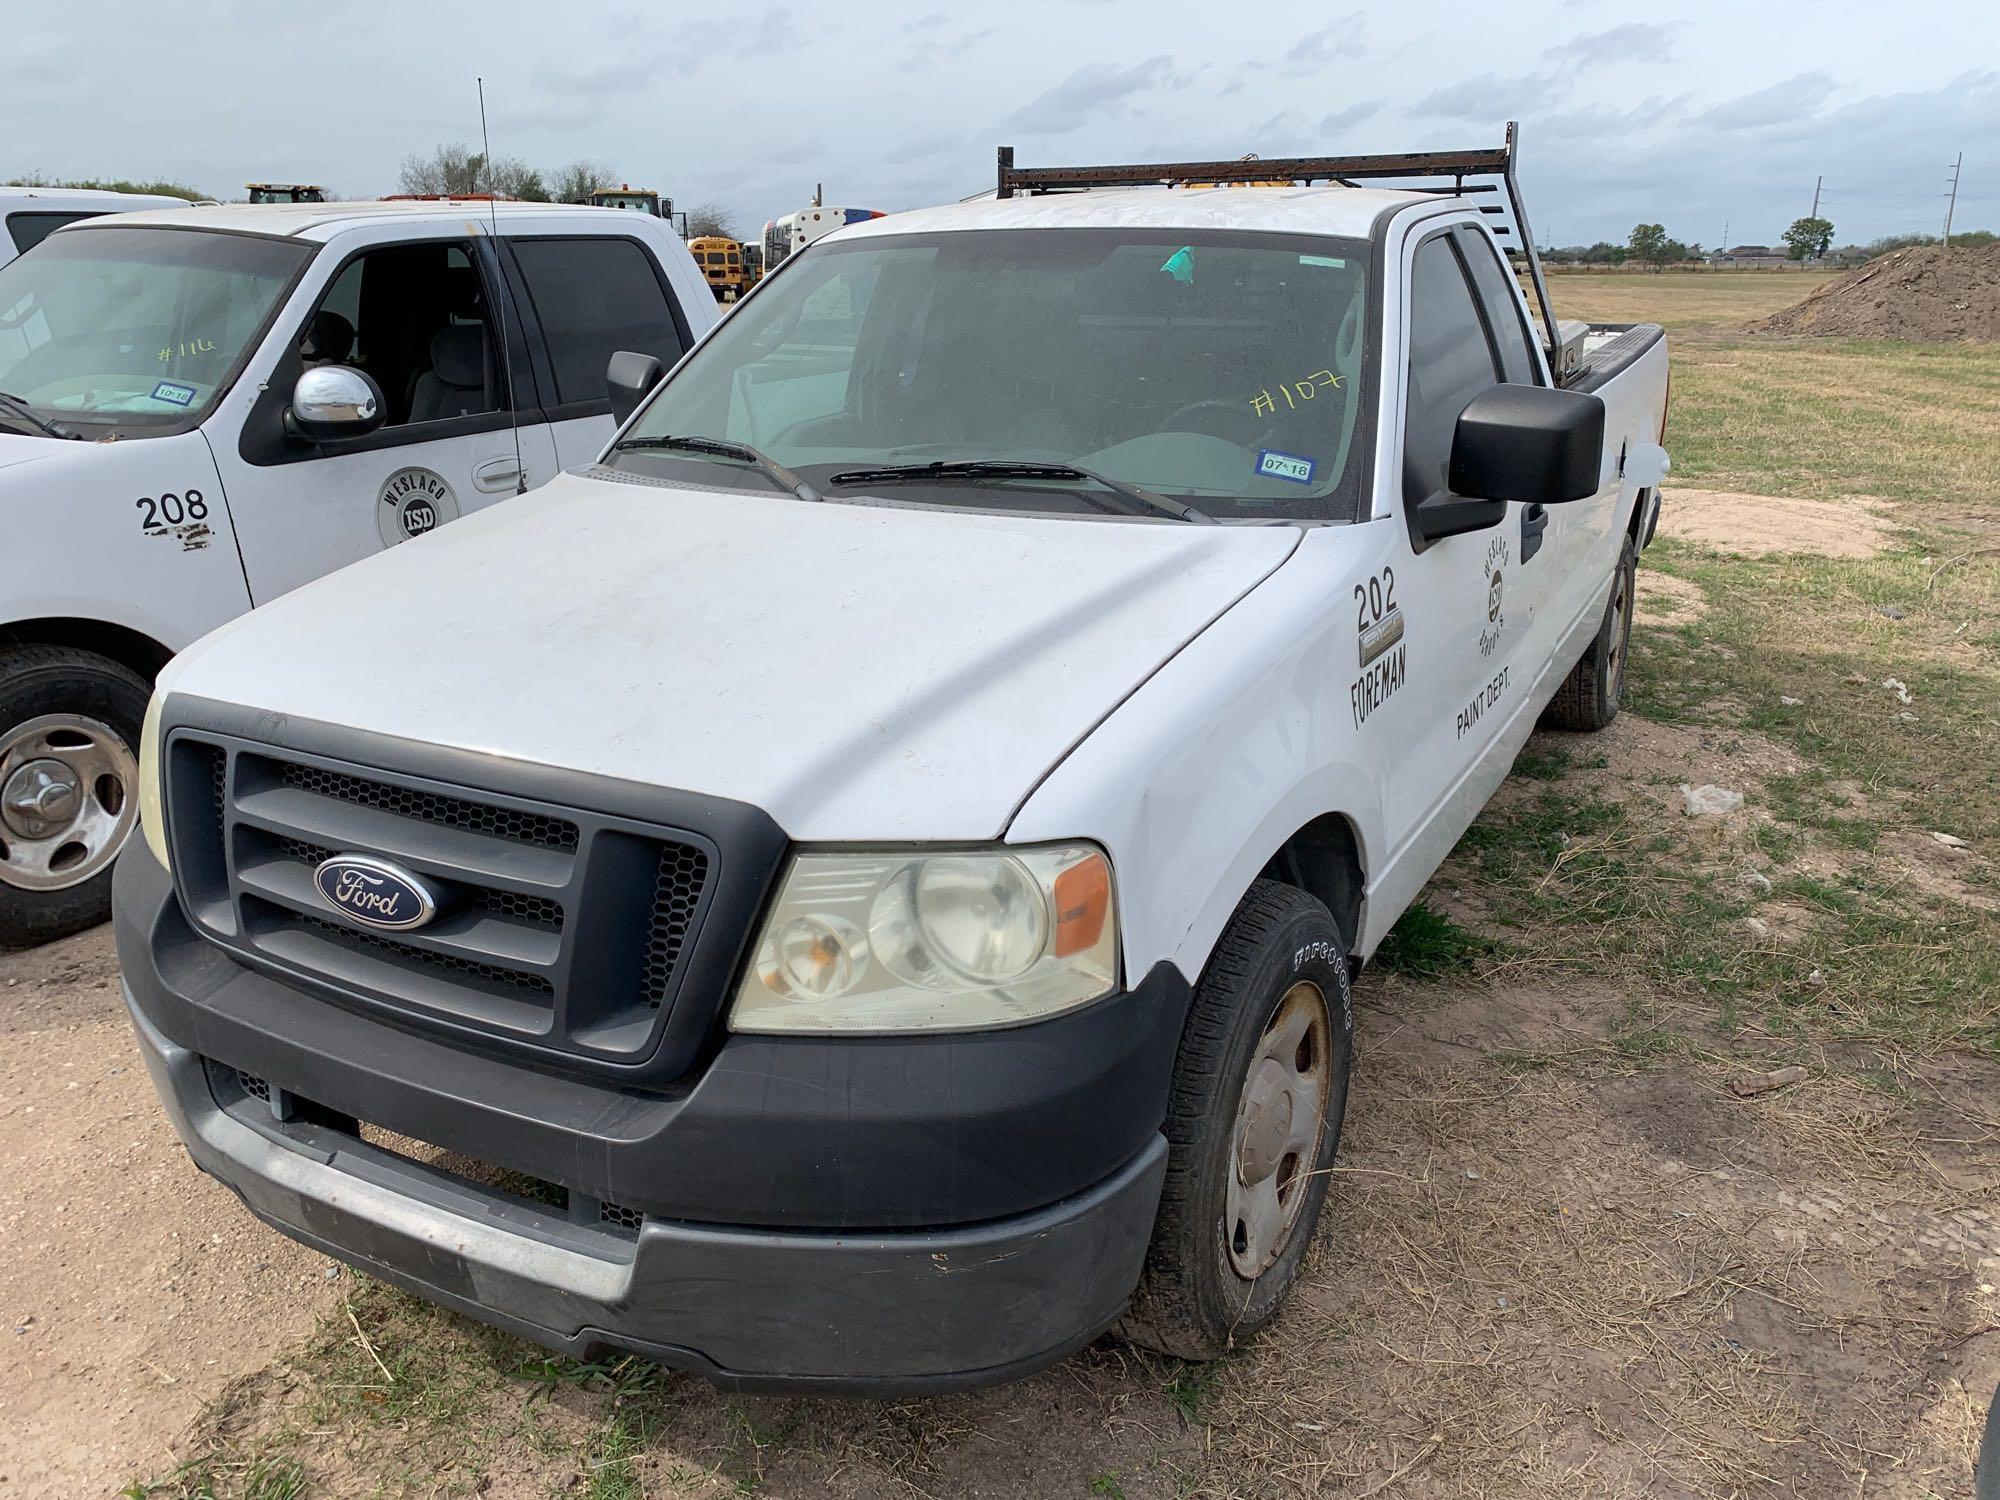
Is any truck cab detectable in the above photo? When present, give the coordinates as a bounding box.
[586,187,669,219]
[245,184,327,205]
[0,200,715,945]
[117,131,1669,1391]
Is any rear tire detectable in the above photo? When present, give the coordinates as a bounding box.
[0,646,151,950]
[1118,880,1353,1361]
[1542,534,1636,733]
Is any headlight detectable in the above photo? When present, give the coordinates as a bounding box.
[730,844,1117,1034]
[137,686,171,873]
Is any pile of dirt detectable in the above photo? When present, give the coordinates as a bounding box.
[1750,242,2000,340]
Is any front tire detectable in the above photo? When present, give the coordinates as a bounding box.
[1119,881,1354,1361]
[1542,534,1636,733]
[0,646,150,949]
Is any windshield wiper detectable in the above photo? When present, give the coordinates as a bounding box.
[0,392,78,441]
[826,460,1212,523]
[607,434,822,502]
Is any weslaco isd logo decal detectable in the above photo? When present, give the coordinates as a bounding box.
[376,467,461,548]
[313,854,440,931]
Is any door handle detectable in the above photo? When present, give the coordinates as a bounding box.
[1520,503,1549,563]
[472,458,525,493]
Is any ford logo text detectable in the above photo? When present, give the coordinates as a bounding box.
[312,854,440,931]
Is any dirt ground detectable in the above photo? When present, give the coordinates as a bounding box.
[8,916,1995,1498]
[1655,487,1895,559]
[0,931,335,1496]
[1750,243,2000,342]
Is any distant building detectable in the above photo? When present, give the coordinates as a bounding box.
[1708,244,1797,268]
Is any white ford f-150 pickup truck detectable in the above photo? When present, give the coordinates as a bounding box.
[117,130,1669,1391]
[0,200,715,946]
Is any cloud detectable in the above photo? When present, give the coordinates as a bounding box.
[1696,71,1837,129]
[1545,22,1682,67]
[1413,72,1568,121]
[1287,15,1366,72]
[1320,100,1381,134]
[1007,56,1183,134]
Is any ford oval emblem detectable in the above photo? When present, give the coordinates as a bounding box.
[312,854,439,931]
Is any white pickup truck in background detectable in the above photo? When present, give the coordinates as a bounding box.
[119,129,1669,1390]
[0,200,715,945]
[0,185,193,270]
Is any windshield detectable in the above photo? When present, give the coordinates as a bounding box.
[0,226,311,433]
[609,228,1373,520]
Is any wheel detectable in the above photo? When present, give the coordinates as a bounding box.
[1541,534,1636,732]
[1119,880,1354,1360]
[0,646,150,949]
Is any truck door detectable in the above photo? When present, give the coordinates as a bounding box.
[1452,225,1607,674]
[500,235,695,471]
[212,233,558,604]
[1380,227,1559,851]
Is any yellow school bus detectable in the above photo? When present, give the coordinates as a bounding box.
[688,235,747,301]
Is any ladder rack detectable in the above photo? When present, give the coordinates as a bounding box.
[995,121,1559,368]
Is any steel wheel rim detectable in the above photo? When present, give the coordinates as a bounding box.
[1606,564,1631,694]
[0,715,139,892]
[1225,979,1333,1280]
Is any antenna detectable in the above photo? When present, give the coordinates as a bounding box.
[478,76,528,496]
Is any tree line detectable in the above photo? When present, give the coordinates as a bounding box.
[1547,217,1994,270]
[395,145,740,237]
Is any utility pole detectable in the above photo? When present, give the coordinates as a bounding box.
[1721,218,1729,252]
[1944,153,1963,248]
[1809,176,1822,220]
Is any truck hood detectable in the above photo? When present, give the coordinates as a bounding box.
[164,472,1300,841]
[0,431,71,473]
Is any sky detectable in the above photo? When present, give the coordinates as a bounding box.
[8,0,1997,250]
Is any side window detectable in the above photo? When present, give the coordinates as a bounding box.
[297,241,497,429]
[1402,236,1502,508]
[1455,228,1540,385]
[509,238,686,408]
[7,212,97,256]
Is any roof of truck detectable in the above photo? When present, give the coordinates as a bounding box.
[838,185,1439,242]
[51,198,618,241]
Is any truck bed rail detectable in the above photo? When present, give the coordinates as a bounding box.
[995,122,1560,372]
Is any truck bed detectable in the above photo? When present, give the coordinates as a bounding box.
[1570,322,1667,394]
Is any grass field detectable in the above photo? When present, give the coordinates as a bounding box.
[127,275,2000,1500]
[1550,267,1840,332]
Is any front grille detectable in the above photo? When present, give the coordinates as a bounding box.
[642,844,710,1009]
[276,762,579,852]
[165,734,729,1068]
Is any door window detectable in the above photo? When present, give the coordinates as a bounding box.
[1402,236,1502,507]
[1454,228,1540,385]
[508,238,686,407]
[298,242,498,429]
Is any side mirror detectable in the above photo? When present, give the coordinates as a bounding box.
[285,365,385,442]
[1410,384,1606,547]
[607,350,664,426]
[1450,384,1605,505]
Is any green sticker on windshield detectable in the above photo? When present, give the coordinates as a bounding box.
[1299,255,1347,268]
[1160,246,1195,283]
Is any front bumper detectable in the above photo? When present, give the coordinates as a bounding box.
[116,845,1178,1392]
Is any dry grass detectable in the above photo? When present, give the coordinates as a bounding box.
[1551,269,1841,332]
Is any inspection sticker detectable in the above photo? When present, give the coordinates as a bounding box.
[150,381,196,407]
[1256,449,1315,485]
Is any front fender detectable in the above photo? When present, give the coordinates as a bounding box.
[1008,523,1397,985]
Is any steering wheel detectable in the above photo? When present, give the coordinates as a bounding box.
[1165,398,1262,445]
